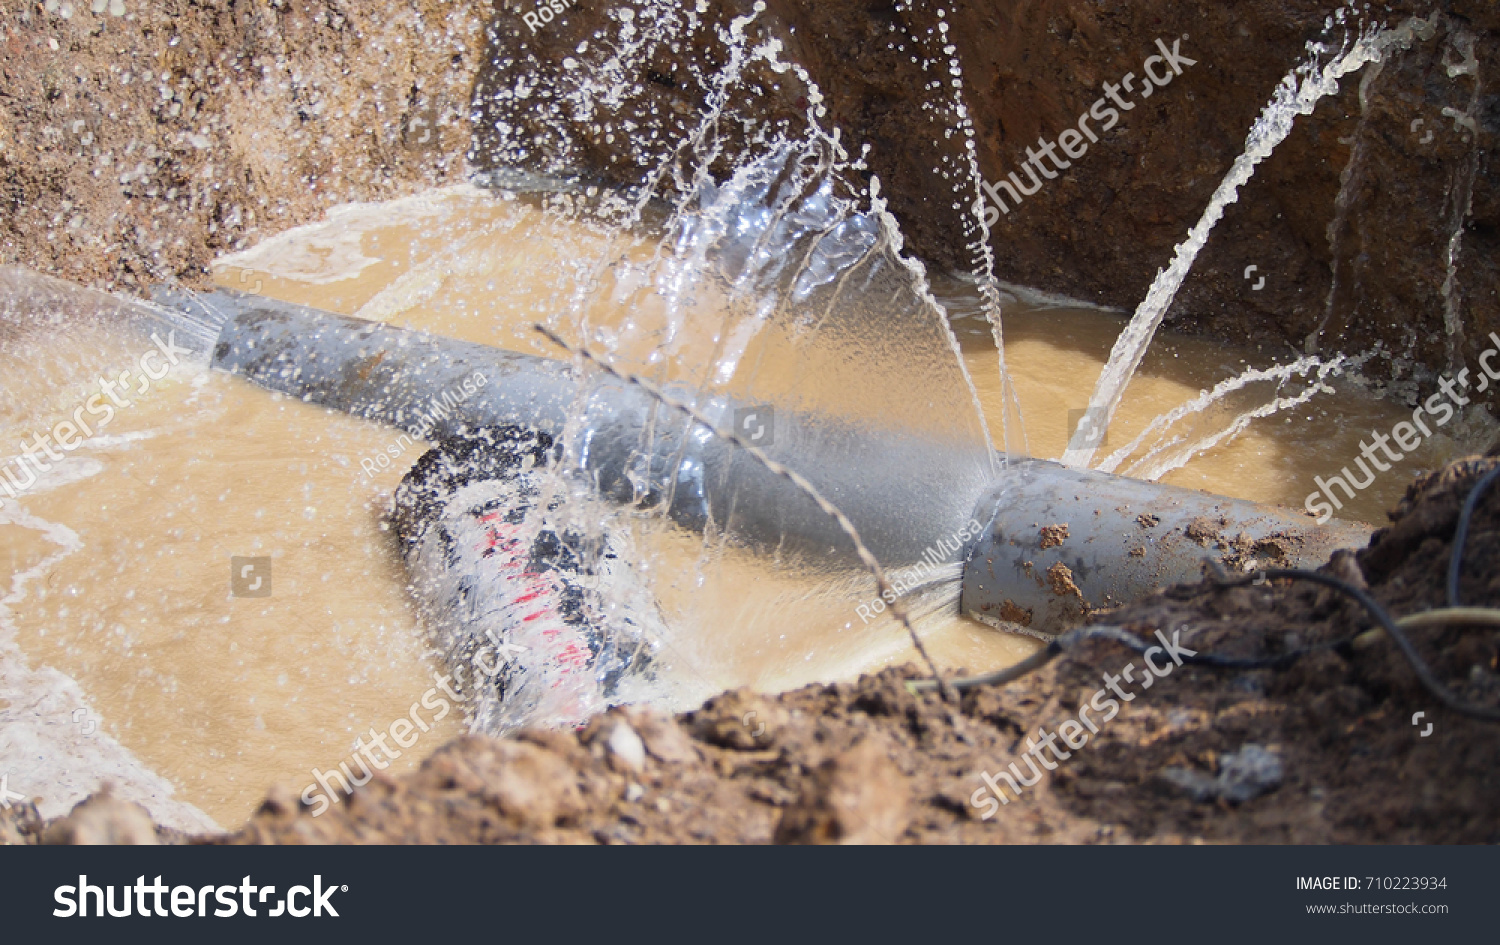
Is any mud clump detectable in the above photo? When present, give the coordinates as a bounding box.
[1220,532,1299,570]
[998,600,1035,627]
[1046,562,1086,601]
[1184,516,1228,546]
[1039,524,1070,550]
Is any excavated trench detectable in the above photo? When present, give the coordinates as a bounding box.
[1,0,1498,844]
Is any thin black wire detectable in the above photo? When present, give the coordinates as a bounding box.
[929,464,1500,717]
[1068,614,1353,672]
[1206,567,1500,721]
[924,565,1500,722]
[913,610,1364,694]
[1446,462,1500,608]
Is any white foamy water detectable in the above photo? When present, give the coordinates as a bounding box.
[0,500,219,833]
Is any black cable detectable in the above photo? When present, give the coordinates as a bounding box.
[920,559,1500,721]
[913,604,1363,694]
[1446,462,1500,608]
[1061,620,1354,671]
[1210,567,1500,722]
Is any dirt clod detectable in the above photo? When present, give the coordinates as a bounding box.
[1185,517,1227,546]
[1039,524,1070,549]
[773,735,911,845]
[41,786,160,845]
[1046,562,1086,601]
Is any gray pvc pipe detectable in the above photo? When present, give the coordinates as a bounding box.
[959,461,1373,635]
[153,287,989,564]
[153,287,1375,634]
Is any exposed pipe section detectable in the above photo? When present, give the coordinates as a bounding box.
[960,461,1373,636]
[155,287,1374,636]
[155,286,986,565]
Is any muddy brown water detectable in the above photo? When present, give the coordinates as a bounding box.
[0,185,1476,830]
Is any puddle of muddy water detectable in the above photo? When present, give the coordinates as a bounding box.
[0,184,1478,830]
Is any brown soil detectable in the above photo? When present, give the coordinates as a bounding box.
[0,0,482,291]
[10,451,1497,845]
[6,2,1496,393]
[473,0,1500,396]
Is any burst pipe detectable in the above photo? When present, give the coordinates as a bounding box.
[155,286,1374,635]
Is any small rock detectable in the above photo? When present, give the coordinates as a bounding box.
[1217,745,1283,803]
[691,689,786,750]
[41,786,159,845]
[1155,767,1220,803]
[1156,744,1283,804]
[0,799,42,845]
[627,707,699,765]
[606,721,647,774]
[624,783,644,803]
[774,734,909,844]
